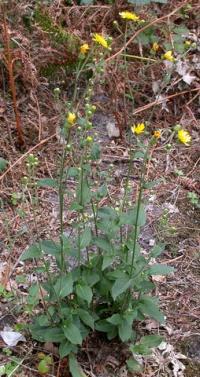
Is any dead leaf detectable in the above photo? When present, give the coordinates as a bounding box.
[0,326,26,346]
[44,342,59,355]
[152,275,166,283]
[106,121,120,138]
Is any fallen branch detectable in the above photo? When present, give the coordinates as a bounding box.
[132,87,200,116]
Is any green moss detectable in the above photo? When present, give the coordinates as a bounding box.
[34,8,80,53]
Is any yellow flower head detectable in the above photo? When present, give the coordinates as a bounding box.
[67,112,76,125]
[152,42,159,52]
[131,123,145,135]
[177,129,191,145]
[80,43,90,54]
[92,33,108,49]
[153,130,161,138]
[119,11,140,21]
[163,50,175,62]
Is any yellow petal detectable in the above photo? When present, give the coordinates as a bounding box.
[131,123,145,135]
[92,33,108,49]
[67,112,76,125]
[119,11,140,21]
[153,130,161,138]
[80,43,89,54]
[152,42,159,52]
[163,50,175,62]
[177,129,191,145]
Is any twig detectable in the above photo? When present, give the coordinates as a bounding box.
[132,87,200,116]
[0,133,56,182]
[187,157,200,177]
[186,89,200,105]
[121,53,157,62]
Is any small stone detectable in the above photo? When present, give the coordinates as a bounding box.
[106,121,120,138]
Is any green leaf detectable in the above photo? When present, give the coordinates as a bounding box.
[82,269,100,287]
[107,326,118,340]
[126,358,142,372]
[173,25,189,35]
[80,0,93,4]
[134,151,145,159]
[37,315,49,327]
[61,234,71,254]
[111,276,132,301]
[120,204,146,226]
[37,178,58,188]
[107,314,122,326]
[76,283,93,305]
[95,320,115,333]
[90,143,100,160]
[54,273,73,298]
[143,179,160,189]
[21,243,42,260]
[80,227,92,249]
[70,202,84,211]
[0,157,8,172]
[63,322,82,345]
[118,319,132,342]
[76,180,91,206]
[96,184,107,198]
[97,207,118,220]
[147,264,174,276]
[59,341,74,358]
[38,359,50,374]
[78,309,94,330]
[130,343,151,355]
[102,255,115,270]
[67,167,79,178]
[94,237,113,253]
[40,239,60,256]
[150,243,165,258]
[140,335,163,348]
[139,296,164,323]
[31,326,65,342]
[69,354,86,377]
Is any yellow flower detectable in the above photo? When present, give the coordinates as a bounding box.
[153,130,161,138]
[80,43,89,54]
[152,42,159,52]
[177,129,191,145]
[67,112,76,125]
[131,123,145,135]
[92,33,108,49]
[119,11,140,21]
[163,50,175,62]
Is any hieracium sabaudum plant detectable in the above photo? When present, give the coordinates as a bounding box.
[20,12,192,376]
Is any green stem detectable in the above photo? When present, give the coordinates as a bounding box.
[122,140,152,311]
[130,143,150,274]
[58,131,71,272]
[91,198,98,237]
[73,52,92,104]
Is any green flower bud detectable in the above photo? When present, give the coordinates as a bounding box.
[173,124,181,132]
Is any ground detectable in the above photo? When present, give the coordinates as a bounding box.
[0,1,200,376]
